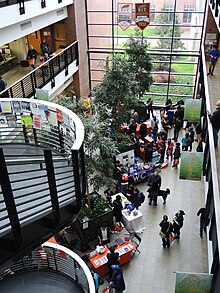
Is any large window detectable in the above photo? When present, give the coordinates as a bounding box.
[183,5,195,23]
[86,0,206,103]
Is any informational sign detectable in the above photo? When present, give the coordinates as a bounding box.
[117,3,133,31]
[175,272,212,293]
[116,150,135,166]
[184,99,202,122]
[179,152,203,181]
[135,3,150,30]
[35,88,49,101]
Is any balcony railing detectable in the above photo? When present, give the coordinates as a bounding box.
[0,98,85,268]
[0,242,95,293]
[209,0,220,29]
[0,41,78,100]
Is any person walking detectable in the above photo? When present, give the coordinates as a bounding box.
[188,127,195,151]
[172,142,181,168]
[159,215,173,248]
[147,170,162,207]
[173,210,185,239]
[209,100,220,148]
[26,45,38,69]
[110,265,126,293]
[207,45,220,76]
[107,246,120,282]
[197,207,207,238]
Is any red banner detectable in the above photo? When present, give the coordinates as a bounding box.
[135,3,150,31]
[117,3,133,31]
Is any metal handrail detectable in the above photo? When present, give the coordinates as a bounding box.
[0,41,78,99]
[0,242,95,293]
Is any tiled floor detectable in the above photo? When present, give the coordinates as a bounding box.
[2,65,32,87]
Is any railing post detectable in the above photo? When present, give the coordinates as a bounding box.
[22,125,29,144]
[75,42,79,66]
[49,61,55,88]
[21,79,26,99]
[71,150,83,209]
[18,0,25,15]
[0,148,23,250]
[64,50,69,76]
[43,150,60,226]
[41,0,46,9]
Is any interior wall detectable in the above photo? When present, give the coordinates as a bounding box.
[9,37,28,62]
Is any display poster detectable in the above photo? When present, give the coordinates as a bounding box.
[33,115,41,130]
[57,109,63,123]
[184,99,202,122]
[117,3,133,31]
[12,101,21,113]
[179,152,203,181]
[21,101,31,113]
[116,149,135,165]
[41,121,51,132]
[1,101,12,113]
[6,115,17,128]
[62,112,69,127]
[47,108,57,126]
[135,3,150,30]
[30,102,39,115]
[35,88,49,101]
[175,272,212,293]
[21,115,33,127]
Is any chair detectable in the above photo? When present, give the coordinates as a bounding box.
[131,233,142,257]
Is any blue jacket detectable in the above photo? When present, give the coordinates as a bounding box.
[111,270,125,291]
[209,48,220,63]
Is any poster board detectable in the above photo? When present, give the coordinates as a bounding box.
[175,272,212,293]
[35,88,49,101]
[116,150,135,166]
[179,152,203,181]
[135,3,150,30]
[184,99,202,122]
[117,3,133,31]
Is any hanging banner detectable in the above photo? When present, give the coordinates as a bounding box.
[179,152,203,181]
[117,3,133,31]
[135,3,150,31]
[184,99,202,122]
[175,272,212,293]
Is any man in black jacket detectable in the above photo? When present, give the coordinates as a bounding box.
[209,100,220,148]
[197,207,207,238]
[159,215,173,248]
[147,170,162,207]
[173,210,185,239]
[26,45,38,69]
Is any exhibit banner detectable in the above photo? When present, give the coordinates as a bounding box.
[117,3,133,31]
[135,3,150,30]
[179,152,203,181]
[175,272,212,293]
[184,99,202,122]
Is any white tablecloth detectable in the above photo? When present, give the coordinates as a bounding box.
[122,209,145,233]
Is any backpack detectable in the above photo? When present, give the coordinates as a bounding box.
[138,192,145,204]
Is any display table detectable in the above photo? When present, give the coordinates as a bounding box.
[88,239,135,277]
[122,209,145,234]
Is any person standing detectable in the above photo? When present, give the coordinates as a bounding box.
[209,101,220,148]
[173,210,185,239]
[166,138,174,161]
[110,265,126,293]
[159,215,173,248]
[207,45,220,76]
[173,117,182,142]
[40,38,50,56]
[197,207,207,238]
[159,139,166,164]
[147,170,162,207]
[172,142,181,168]
[139,120,147,139]
[0,76,7,97]
[97,223,111,245]
[188,127,195,152]
[181,133,190,151]
[146,98,154,118]
[107,246,120,282]
[113,194,123,223]
[26,45,38,69]
[92,271,100,293]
